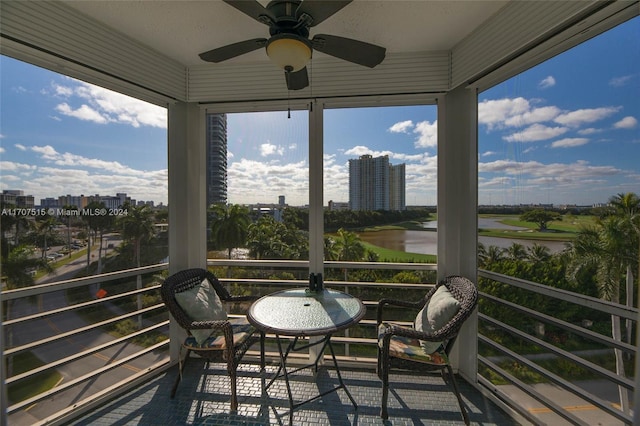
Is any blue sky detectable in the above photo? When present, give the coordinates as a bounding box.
[1,17,638,207]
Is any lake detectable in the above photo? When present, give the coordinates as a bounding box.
[359,218,568,255]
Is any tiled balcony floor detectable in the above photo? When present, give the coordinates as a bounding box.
[67,359,520,425]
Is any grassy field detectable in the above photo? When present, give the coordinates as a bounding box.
[7,351,62,404]
[360,241,436,263]
[479,214,596,241]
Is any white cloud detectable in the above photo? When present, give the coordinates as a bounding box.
[613,116,638,129]
[388,120,414,133]
[609,75,633,87]
[551,138,589,148]
[480,159,620,180]
[478,97,530,130]
[50,80,166,129]
[0,147,4,154]
[56,103,108,124]
[503,106,561,127]
[413,120,437,148]
[481,151,497,157]
[0,161,37,172]
[14,144,27,151]
[554,107,621,127]
[0,134,4,139]
[577,127,603,135]
[538,76,556,89]
[260,143,284,157]
[30,144,142,176]
[504,124,568,142]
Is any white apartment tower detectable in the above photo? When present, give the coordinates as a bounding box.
[349,155,406,211]
[206,113,228,206]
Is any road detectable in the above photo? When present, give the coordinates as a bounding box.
[7,237,169,426]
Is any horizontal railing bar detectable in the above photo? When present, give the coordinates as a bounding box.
[8,340,169,413]
[5,304,164,356]
[38,360,172,426]
[480,292,636,353]
[479,313,634,389]
[208,259,308,268]
[1,263,168,301]
[6,321,169,385]
[479,334,632,423]
[207,258,436,271]
[4,284,162,326]
[479,269,637,320]
[477,374,546,426]
[478,355,589,426]
[220,277,435,291]
[325,261,437,270]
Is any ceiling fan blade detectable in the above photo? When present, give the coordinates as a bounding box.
[311,34,386,68]
[223,0,274,25]
[296,0,352,26]
[199,38,267,63]
[285,67,309,90]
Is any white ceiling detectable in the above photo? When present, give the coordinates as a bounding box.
[62,0,508,67]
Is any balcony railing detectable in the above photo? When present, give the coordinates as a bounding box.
[477,269,637,426]
[1,260,635,425]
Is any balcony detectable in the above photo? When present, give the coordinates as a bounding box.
[2,260,635,425]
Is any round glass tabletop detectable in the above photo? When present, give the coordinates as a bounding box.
[248,288,366,336]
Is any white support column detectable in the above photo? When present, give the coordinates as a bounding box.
[167,101,207,361]
[437,86,478,382]
[308,100,324,274]
[308,100,325,362]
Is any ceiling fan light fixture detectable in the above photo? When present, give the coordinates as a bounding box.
[266,34,312,72]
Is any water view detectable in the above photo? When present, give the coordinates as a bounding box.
[359,217,568,256]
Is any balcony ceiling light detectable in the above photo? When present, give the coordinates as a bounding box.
[266,33,312,73]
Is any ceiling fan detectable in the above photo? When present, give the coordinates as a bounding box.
[199,0,386,90]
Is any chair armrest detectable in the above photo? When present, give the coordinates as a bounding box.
[376,298,423,325]
[189,319,232,330]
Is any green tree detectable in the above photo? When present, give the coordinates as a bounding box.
[520,209,562,231]
[120,204,155,268]
[565,212,637,414]
[210,204,250,259]
[505,243,527,261]
[33,216,57,260]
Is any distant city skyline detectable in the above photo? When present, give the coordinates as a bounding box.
[1,17,638,207]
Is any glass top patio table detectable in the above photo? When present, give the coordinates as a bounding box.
[248,288,366,337]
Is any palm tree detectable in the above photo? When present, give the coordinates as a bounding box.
[120,204,155,268]
[565,217,634,414]
[527,243,551,264]
[607,192,640,344]
[34,216,57,260]
[505,243,527,261]
[120,204,155,328]
[333,228,365,280]
[210,204,250,259]
[1,245,53,375]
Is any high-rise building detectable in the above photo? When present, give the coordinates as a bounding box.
[206,113,228,206]
[389,163,406,211]
[348,155,406,211]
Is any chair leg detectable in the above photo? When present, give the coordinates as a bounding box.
[230,372,238,411]
[171,348,191,398]
[260,332,265,371]
[445,364,470,425]
[380,352,390,420]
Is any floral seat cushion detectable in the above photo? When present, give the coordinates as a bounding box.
[184,317,255,351]
[378,323,448,366]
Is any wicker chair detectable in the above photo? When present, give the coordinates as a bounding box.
[161,268,264,410]
[377,275,478,424]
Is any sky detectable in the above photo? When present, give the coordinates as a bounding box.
[1,16,638,208]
